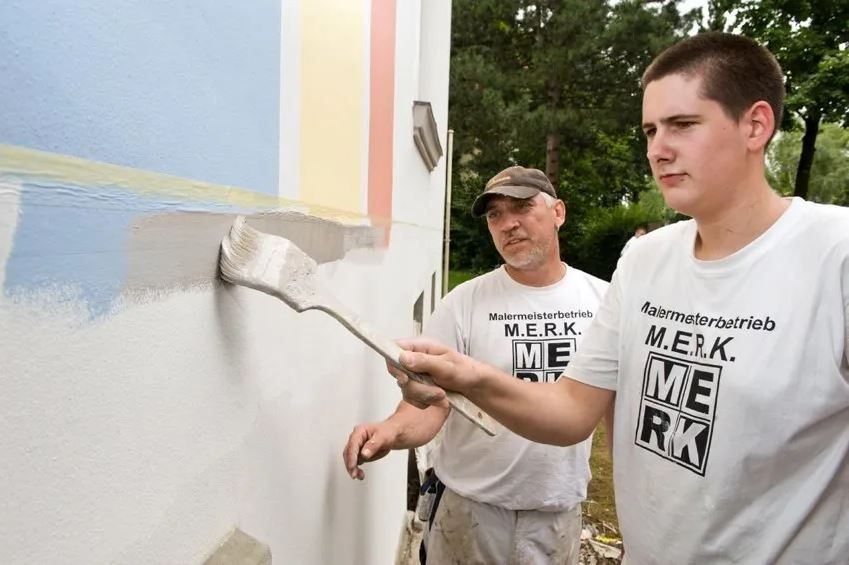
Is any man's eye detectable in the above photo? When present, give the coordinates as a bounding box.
[643,128,656,138]
[676,121,695,129]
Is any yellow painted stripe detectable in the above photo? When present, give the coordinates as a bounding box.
[0,144,281,207]
[299,0,366,213]
[0,144,439,230]
[0,144,373,224]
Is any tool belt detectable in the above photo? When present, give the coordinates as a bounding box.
[417,468,446,564]
[417,467,446,525]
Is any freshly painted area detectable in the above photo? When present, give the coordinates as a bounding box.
[0,146,260,318]
[299,0,367,212]
[0,0,280,194]
[125,210,381,297]
[1,146,381,317]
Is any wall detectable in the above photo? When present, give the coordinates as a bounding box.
[0,1,451,563]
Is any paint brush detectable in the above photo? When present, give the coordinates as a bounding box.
[220,216,498,436]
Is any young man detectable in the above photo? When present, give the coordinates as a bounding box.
[342,166,609,564]
[395,33,849,564]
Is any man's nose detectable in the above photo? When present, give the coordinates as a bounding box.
[496,213,520,231]
[647,129,673,164]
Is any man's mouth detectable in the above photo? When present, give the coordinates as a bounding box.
[659,172,686,183]
[504,237,526,247]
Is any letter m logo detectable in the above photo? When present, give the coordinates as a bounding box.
[514,341,543,370]
[644,355,688,406]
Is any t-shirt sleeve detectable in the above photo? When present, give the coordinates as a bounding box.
[844,301,848,367]
[844,268,849,368]
[841,234,849,368]
[565,266,623,391]
[422,288,465,353]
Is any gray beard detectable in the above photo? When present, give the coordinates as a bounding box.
[502,241,547,270]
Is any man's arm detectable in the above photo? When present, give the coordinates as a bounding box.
[384,398,449,448]
[604,397,615,460]
[342,398,448,480]
[396,340,614,446]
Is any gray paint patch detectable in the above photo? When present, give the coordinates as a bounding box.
[203,528,271,565]
[123,211,382,297]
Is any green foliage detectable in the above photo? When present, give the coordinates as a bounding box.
[448,0,696,276]
[768,122,849,205]
[448,172,503,272]
[726,0,849,197]
[567,188,677,280]
[733,0,849,125]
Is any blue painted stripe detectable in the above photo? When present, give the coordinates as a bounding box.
[4,180,246,318]
[0,0,281,194]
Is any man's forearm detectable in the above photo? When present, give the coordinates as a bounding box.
[467,364,614,446]
[384,400,449,450]
[604,400,615,461]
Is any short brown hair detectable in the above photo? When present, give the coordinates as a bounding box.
[642,32,785,139]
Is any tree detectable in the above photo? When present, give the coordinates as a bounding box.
[729,0,849,199]
[768,122,849,205]
[448,1,695,275]
[569,187,677,280]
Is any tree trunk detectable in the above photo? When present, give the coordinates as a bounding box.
[794,110,820,199]
[546,81,560,187]
[546,131,560,187]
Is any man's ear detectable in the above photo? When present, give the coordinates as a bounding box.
[745,100,775,152]
[554,200,567,229]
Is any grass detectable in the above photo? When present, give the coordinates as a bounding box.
[585,423,619,537]
[447,269,478,290]
[447,269,619,536]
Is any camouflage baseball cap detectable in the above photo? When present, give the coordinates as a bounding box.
[471,165,557,217]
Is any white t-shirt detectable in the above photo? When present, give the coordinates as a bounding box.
[568,198,849,564]
[621,234,641,256]
[425,264,609,511]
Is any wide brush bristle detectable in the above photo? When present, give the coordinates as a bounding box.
[219,215,320,311]
[219,216,260,284]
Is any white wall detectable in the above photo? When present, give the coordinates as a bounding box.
[0,208,433,564]
[393,0,452,313]
[0,0,452,563]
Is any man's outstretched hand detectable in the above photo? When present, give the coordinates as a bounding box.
[342,422,398,480]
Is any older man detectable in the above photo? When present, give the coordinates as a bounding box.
[343,165,608,564]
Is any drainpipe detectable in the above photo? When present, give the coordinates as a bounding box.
[442,129,454,296]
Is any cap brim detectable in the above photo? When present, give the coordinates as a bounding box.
[471,185,540,217]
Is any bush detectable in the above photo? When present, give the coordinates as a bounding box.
[567,188,676,281]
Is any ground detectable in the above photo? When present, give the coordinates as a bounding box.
[585,422,620,539]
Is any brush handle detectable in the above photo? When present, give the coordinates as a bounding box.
[309,303,498,436]
[381,342,498,437]
[223,216,497,436]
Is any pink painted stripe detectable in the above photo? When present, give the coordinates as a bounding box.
[368,0,395,222]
